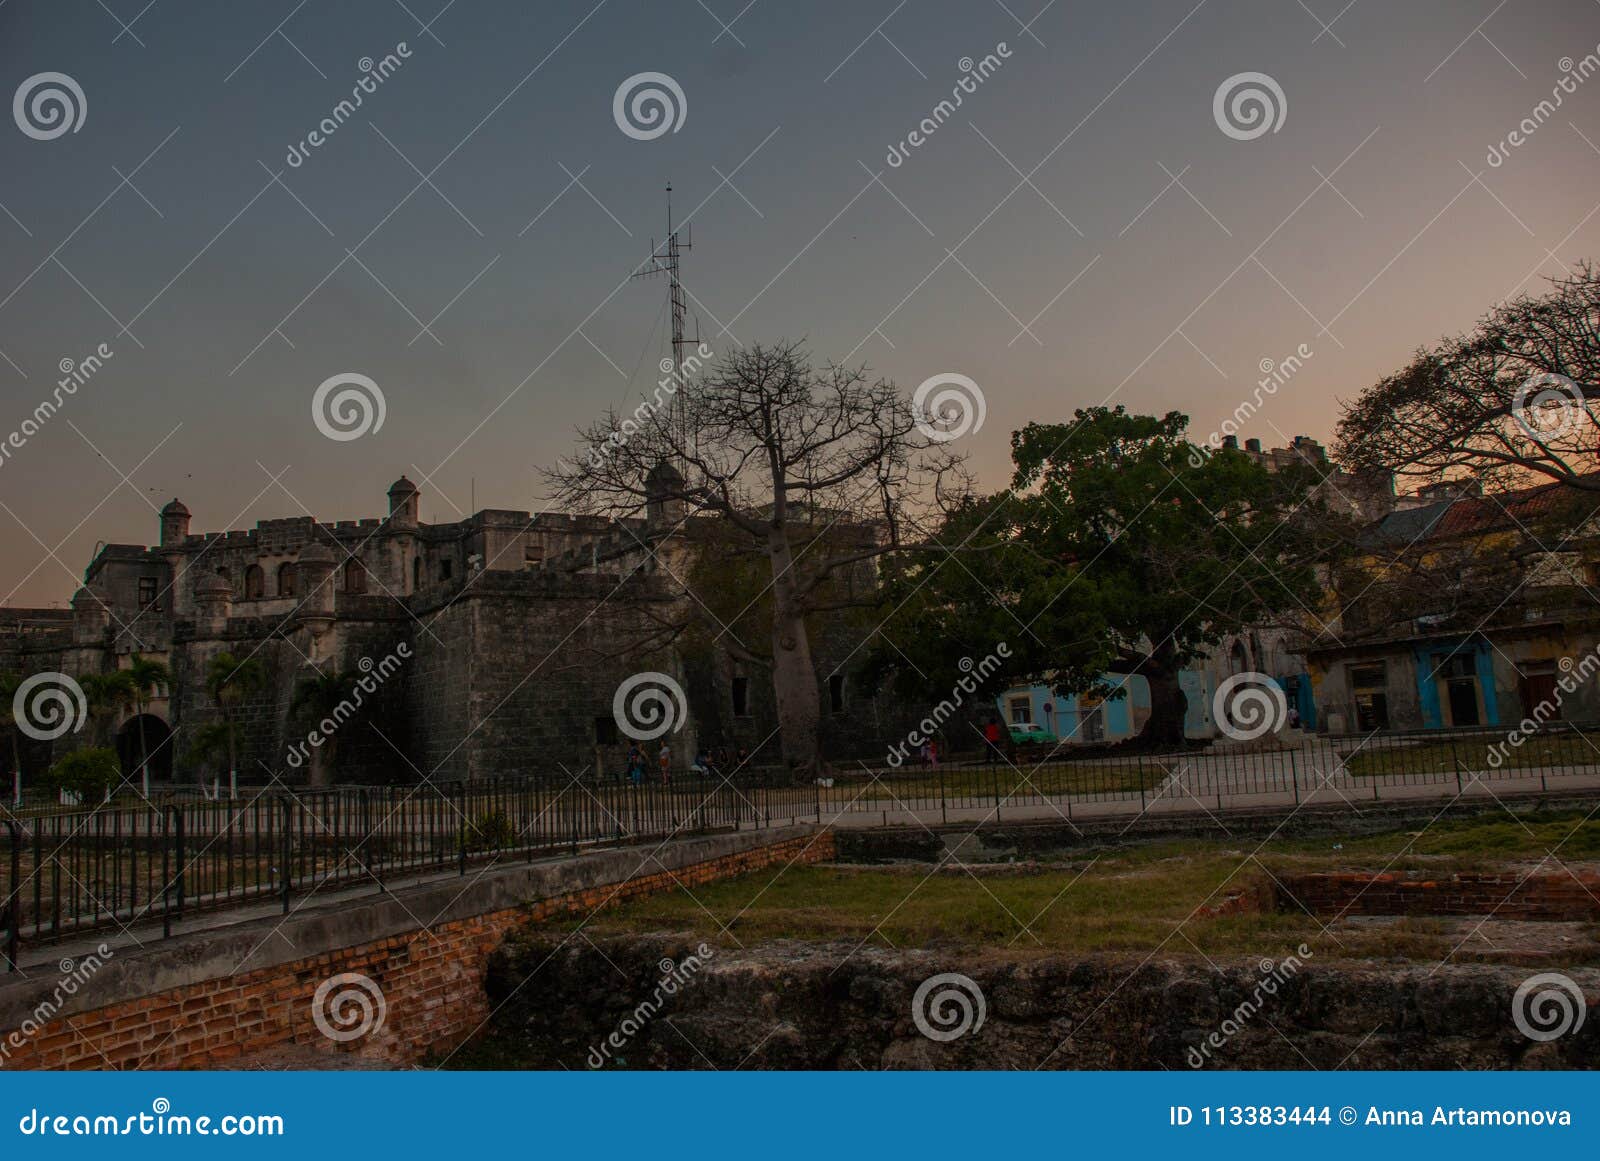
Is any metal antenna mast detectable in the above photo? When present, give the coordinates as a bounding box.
[631,184,699,458]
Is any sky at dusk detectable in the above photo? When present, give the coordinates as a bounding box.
[3,0,1600,606]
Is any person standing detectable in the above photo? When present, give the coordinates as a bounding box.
[658,742,672,785]
[983,719,1003,766]
[626,743,646,785]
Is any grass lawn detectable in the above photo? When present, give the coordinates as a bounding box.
[824,761,1150,805]
[1339,732,1600,777]
[566,810,1600,963]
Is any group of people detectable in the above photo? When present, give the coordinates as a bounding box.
[622,743,750,784]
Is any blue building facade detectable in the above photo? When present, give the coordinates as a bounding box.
[998,667,1315,743]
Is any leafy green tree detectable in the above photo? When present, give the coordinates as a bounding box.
[185,722,234,787]
[875,407,1323,747]
[204,652,265,796]
[289,668,359,789]
[44,747,120,804]
[126,655,170,797]
[80,670,138,749]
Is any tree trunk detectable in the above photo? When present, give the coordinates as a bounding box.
[308,742,332,790]
[767,533,821,777]
[1142,658,1190,749]
[136,707,150,797]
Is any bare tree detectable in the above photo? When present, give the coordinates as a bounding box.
[543,340,963,775]
[1336,264,1600,492]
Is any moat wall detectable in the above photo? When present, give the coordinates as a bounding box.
[0,826,833,1070]
[478,936,1600,1070]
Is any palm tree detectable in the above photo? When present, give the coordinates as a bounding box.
[184,722,234,790]
[289,668,358,789]
[205,652,265,799]
[65,672,136,803]
[0,671,22,805]
[81,670,138,745]
[126,655,171,797]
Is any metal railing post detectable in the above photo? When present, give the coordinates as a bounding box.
[161,806,172,939]
[280,797,292,915]
[940,759,947,826]
[3,820,19,972]
[173,804,185,921]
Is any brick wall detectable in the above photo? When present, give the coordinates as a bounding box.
[1278,870,1600,921]
[2,830,835,1071]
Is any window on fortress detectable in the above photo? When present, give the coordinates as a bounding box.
[243,565,264,600]
[594,716,618,746]
[344,559,368,594]
[138,577,158,609]
[731,676,750,717]
[412,557,422,591]
[216,567,231,591]
[277,563,297,598]
[828,674,846,714]
[439,559,453,581]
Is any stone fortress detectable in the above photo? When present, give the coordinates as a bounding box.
[1,475,913,787]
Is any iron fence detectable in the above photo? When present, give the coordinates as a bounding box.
[1,770,818,967]
[818,720,1600,820]
[7,722,1599,968]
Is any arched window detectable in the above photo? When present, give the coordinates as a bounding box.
[277,562,297,598]
[216,566,231,591]
[343,558,368,594]
[412,557,422,592]
[243,565,264,600]
[1229,639,1249,675]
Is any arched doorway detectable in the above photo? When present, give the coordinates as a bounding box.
[116,714,174,786]
[1229,639,1250,675]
